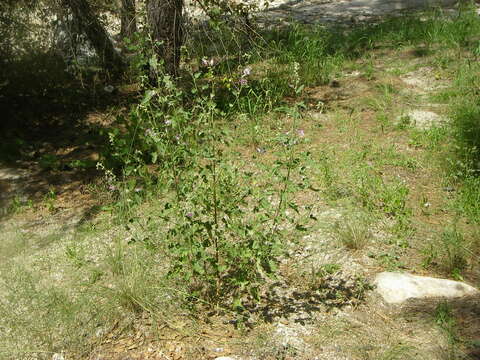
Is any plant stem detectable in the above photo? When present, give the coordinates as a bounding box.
[208,102,221,298]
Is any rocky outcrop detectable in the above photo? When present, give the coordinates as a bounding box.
[374,272,479,304]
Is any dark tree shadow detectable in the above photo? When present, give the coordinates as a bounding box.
[0,51,137,221]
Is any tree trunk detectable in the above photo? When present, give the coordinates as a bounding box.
[61,0,124,74]
[120,0,137,39]
[146,0,183,77]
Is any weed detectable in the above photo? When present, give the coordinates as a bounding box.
[65,243,88,269]
[435,302,460,358]
[376,82,398,96]
[396,114,412,130]
[376,112,390,133]
[268,24,344,86]
[377,252,405,270]
[6,195,33,215]
[66,159,96,170]
[381,147,419,170]
[44,188,57,213]
[307,263,342,289]
[318,154,351,201]
[100,53,307,309]
[439,227,469,278]
[39,154,60,171]
[332,213,372,250]
[362,60,375,80]
[422,226,469,279]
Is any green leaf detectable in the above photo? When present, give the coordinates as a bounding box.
[142,90,156,105]
[193,262,205,275]
[232,297,244,310]
[267,260,277,272]
[288,202,299,213]
[151,151,158,164]
[149,55,158,69]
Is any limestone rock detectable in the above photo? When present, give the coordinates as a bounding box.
[397,110,446,130]
[374,272,479,304]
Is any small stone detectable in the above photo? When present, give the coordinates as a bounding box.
[374,272,479,304]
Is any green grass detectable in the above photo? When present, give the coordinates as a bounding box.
[434,302,462,359]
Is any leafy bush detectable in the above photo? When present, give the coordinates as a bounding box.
[164,161,285,305]
[98,49,308,308]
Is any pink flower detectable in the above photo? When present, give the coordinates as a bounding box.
[297,129,305,138]
[239,78,248,86]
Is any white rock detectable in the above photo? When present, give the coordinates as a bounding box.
[398,110,446,130]
[374,272,479,304]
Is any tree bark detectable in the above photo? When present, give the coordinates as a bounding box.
[61,0,124,73]
[120,0,137,39]
[146,0,184,77]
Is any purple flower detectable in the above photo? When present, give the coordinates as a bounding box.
[239,78,248,86]
[186,212,193,218]
[297,129,305,138]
